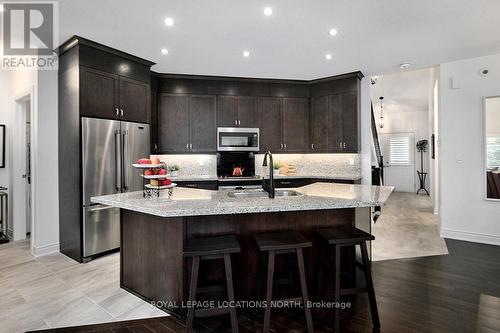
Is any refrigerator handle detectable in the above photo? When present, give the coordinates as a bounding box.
[115,131,122,191]
[122,131,130,191]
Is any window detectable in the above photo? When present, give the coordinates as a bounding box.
[487,136,500,168]
[389,136,411,165]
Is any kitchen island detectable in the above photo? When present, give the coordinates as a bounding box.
[92,182,393,318]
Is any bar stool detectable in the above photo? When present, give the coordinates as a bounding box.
[315,226,380,333]
[254,231,314,333]
[183,235,241,333]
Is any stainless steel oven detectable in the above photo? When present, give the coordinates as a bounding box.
[217,127,259,152]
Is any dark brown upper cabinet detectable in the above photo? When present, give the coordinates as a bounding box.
[282,97,309,152]
[119,76,150,123]
[258,97,309,153]
[217,96,257,127]
[80,66,150,123]
[340,91,359,153]
[310,95,329,152]
[258,97,282,152]
[158,94,216,153]
[81,67,119,119]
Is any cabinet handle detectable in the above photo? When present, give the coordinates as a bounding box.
[154,143,158,150]
[238,120,241,125]
[235,120,238,125]
[115,108,120,116]
[186,143,189,149]
[284,143,287,149]
[190,143,193,150]
[280,143,283,149]
[339,142,343,149]
[343,142,346,149]
[280,181,291,185]
[311,143,314,150]
[120,109,124,117]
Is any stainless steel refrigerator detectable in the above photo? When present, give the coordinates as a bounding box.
[81,117,150,258]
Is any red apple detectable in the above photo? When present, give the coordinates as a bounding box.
[158,169,167,175]
[162,179,172,186]
[144,169,154,176]
[137,158,152,164]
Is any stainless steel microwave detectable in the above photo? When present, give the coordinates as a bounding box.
[217,127,259,152]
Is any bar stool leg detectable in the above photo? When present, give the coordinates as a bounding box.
[296,248,314,333]
[186,256,200,333]
[224,254,239,333]
[360,242,380,329]
[263,250,275,333]
[334,244,341,333]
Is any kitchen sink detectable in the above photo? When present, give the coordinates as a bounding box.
[227,189,303,198]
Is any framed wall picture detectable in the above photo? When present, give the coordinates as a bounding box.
[0,125,4,168]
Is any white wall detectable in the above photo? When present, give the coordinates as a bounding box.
[439,53,500,245]
[0,72,12,237]
[0,68,59,255]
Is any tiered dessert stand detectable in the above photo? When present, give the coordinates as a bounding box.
[132,162,177,198]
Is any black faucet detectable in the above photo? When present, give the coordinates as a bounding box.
[262,151,275,199]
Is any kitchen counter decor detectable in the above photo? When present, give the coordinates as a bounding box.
[133,158,177,198]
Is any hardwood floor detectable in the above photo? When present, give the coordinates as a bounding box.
[31,239,500,333]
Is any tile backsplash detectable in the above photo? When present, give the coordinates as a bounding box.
[255,153,361,178]
[152,153,361,179]
[151,155,217,178]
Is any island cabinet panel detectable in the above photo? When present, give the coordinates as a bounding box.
[121,210,184,314]
[258,97,282,152]
[183,209,355,303]
[158,94,190,152]
[119,76,150,123]
[282,97,309,152]
[80,66,119,120]
[310,95,330,152]
[189,95,216,152]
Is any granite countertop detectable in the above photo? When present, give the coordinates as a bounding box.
[91,182,394,218]
[168,175,362,182]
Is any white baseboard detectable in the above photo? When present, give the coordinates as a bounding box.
[32,242,60,257]
[441,228,500,246]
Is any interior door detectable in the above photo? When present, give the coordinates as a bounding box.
[379,132,415,192]
[121,121,150,192]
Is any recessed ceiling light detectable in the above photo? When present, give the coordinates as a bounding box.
[400,63,411,69]
[325,54,332,60]
[243,50,250,57]
[328,28,338,36]
[164,17,174,26]
[263,7,273,16]
[161,48,168,55]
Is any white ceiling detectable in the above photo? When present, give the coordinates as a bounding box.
[59,0,500,80]
[371,68,431,113]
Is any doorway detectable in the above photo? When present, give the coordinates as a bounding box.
[379,132,415,192]
[11,94,33,242]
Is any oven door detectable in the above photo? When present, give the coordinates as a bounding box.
[217,127,259,152]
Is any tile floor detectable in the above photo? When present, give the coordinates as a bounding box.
[0,241,165,333]
[372,191,449,261]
